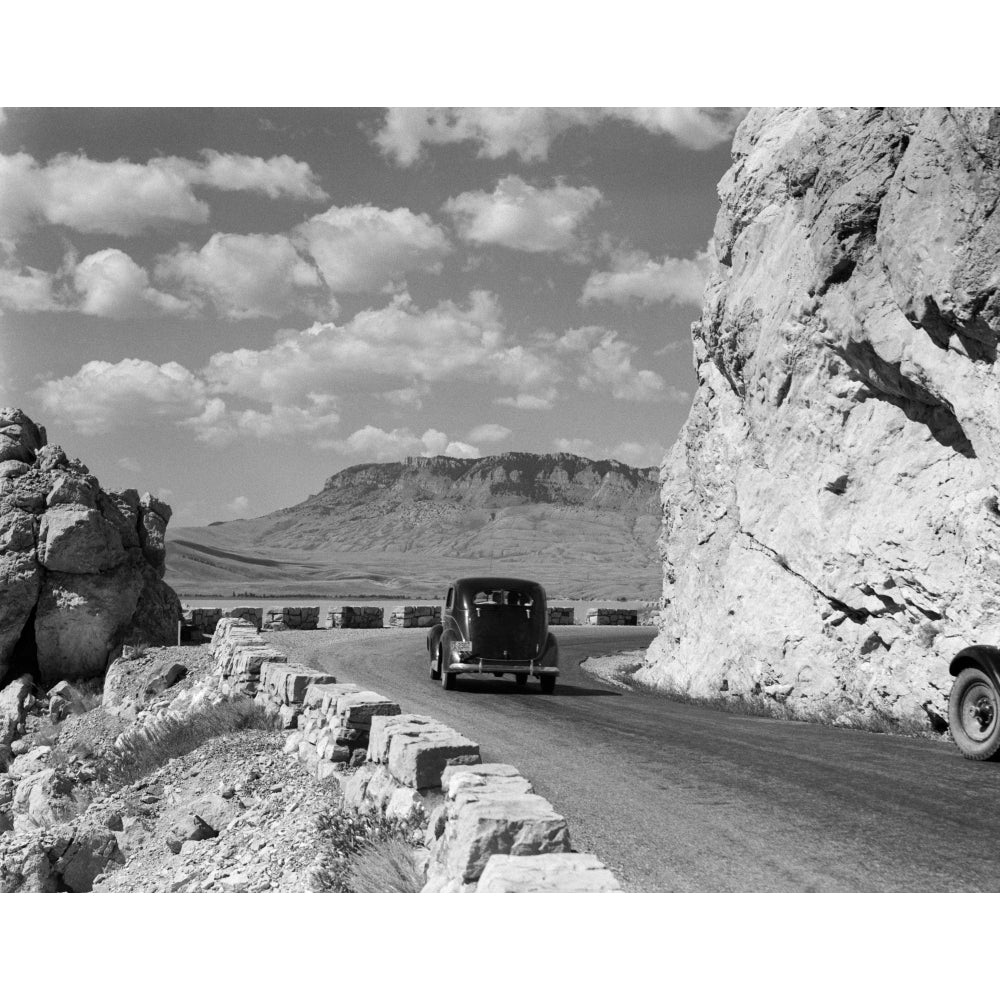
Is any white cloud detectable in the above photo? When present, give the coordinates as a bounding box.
[380,385,427,409]
[74,248,191,319]
[157,233,326,319]
[35,358,209,434]
[202,291,555,403]
[0,263,65,312]
[227,496,250,515]
[557,326,683,402]
[581,248,710,307]
[326,425,479,462]
[468,423,512,444]
[374,108,746,165]
[117,456,142,473]
[553,436,663,468]
[495,389,559,411]
[0,149,325,239]
[553,437,595,456]
[296,204,450,294]
[443,176,600,253]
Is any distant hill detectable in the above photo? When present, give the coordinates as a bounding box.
[165,452,663,600]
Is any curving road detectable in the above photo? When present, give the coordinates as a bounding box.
[269,626,1000,891]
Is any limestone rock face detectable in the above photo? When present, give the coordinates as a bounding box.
[641,108,1000,728]
[0,408,182,686]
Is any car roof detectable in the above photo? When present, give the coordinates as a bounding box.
[452,576,544,593]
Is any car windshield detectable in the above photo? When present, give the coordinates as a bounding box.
[470,589,535,607]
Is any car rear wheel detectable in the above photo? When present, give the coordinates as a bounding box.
[949,667,1000,761]
[441,668,455,691]
[430,646,441,680]
[540,674,556,694]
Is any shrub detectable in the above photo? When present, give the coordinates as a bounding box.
[310,804,423,893]
[103,696,275,788]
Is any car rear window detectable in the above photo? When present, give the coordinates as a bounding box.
[471,589,535,607]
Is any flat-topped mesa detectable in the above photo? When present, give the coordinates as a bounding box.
[641,107,1000,729]
[0,408,182,687]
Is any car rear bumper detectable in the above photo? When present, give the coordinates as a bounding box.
[443,660,559,677]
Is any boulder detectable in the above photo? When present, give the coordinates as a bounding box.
[0,411,182,686]
[12,768,78,832]
[0,673,32,748]
[476,853,622,892]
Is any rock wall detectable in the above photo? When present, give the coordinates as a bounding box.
[548,607,575,625]
[389,605,441,628]
[263,607,319,631]
[326,606,384,629]
[0,409,182,687]
[207,618,620,892]
[642,107,1000,727]
[587,608,638,626]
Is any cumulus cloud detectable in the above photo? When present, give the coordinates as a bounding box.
[553,436,664,468]
[157,233,326,319]
[202,291,555,402]
[1,248,190,319]
[467,423,512,444]
[227,496,250,515]
[443,176,600,253]
[326,425,479,462]
[374,107,746,165]
[0,263,66,312]
[35,359,209,434]
[74,249,191,319]
[581,247,710,307]
[295,204,450,294]
[494,389,559,411]
[557,326,684,402]
[0,149,325,239]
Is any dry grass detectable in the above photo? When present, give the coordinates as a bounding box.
[310,803,424,893]
[103,696,276,788]
[346,837,423,893]
[604,659,941,739]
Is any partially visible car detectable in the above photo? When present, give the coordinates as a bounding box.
[948,646,1000,760]
[427,577,559,692]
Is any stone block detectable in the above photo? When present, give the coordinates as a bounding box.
[303,680,354,710]
[444,764,533,802]
[440,793,570,883]
[385,786,425,825]
[368,714,441,763]
[387,731,481,790]
[476,853,622,893]
[335,691,401,727]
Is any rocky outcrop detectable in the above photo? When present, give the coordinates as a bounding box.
[0,408,181,688]
[642,108,1000,728]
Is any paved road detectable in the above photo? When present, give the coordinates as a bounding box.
[269,626,1000,891]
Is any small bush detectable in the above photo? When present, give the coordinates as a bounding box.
[347,837,423,893]
[104,696,275,788]
[310,804,423,893]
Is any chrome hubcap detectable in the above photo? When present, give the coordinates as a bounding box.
[962,682,998,742]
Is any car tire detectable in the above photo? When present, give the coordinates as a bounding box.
[430,646,441,680]
[441,668,455,691]
[949,667,1000,761]
[540,675,556,695]
[514,673,528,687]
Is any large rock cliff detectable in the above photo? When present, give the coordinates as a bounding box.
[640,107,1000,728]
[0,408,182,686]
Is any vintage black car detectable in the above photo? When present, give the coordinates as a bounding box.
[427,577,559,692]
[948,645,1000,760]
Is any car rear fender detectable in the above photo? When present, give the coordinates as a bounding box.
[427,623,444,656]
[949,645,1000,686]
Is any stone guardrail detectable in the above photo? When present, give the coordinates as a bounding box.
[547,607,575,625]
[389,606,441,628]
[208,618,620,892]
[587,608,638,626]
[263,607,320,630]
[185,607,263,633]
[326,606,384,629]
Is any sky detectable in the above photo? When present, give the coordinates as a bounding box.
[0,107,743,525]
